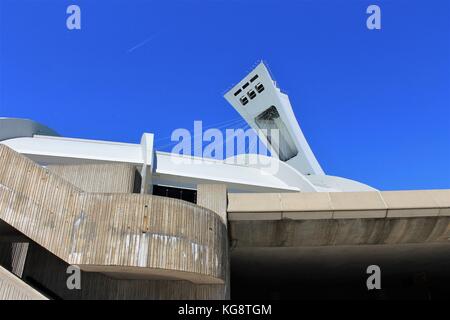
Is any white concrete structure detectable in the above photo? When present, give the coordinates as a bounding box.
[224,62,324,176]
[0,64,449,301]
[0,63,374,193]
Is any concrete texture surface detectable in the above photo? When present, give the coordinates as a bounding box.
[0,145,228,285]
[228,190,450,220]
[47,163,137,193]
[0,266,48,300]
[230,217,449,247]
[19,241,226,300]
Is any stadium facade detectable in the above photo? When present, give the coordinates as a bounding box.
[0,63,449,300]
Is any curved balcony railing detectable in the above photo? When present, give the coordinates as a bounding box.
[0,145,227,284]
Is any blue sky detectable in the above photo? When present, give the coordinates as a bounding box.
[0,0,449,190]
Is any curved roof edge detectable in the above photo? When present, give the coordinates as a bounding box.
[305,174,377,192]
[0,118,59,141]
[229,153,318,192]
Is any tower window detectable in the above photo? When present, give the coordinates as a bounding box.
[247,90,256,100]
[255,106,298,161]
[255,83,264,93]
[250,74,259,82]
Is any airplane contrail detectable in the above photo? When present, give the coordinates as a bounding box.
[127,33,159,53]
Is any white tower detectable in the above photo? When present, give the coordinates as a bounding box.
[224,62,324,176]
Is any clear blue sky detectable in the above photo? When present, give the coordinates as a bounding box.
[1,0,449,190]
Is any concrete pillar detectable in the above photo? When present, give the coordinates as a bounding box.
[197,184,230,299]
[139,133,154,194]
[197,184,228,226]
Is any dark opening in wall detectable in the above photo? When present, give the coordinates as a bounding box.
[152,185,197,204]
[255,82,264,93]
[25,276,61,300]
[230,244,450,300]
[250,74,259,83]
[133,169,142,193]
[240,96,249,106]
[255,106,298,161]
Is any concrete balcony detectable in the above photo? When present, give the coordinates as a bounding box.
[0,145,228,285]
[228,190,450,247]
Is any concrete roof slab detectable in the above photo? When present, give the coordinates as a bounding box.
[228,212,282,221]
[381,190,439,209]
[283,211,333,220]
[227,193,281,212]
[425,189,450,208]
[330,192,387,211]
[333,210,386,219]
[280,192,332,212]
[387,208,440,218]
